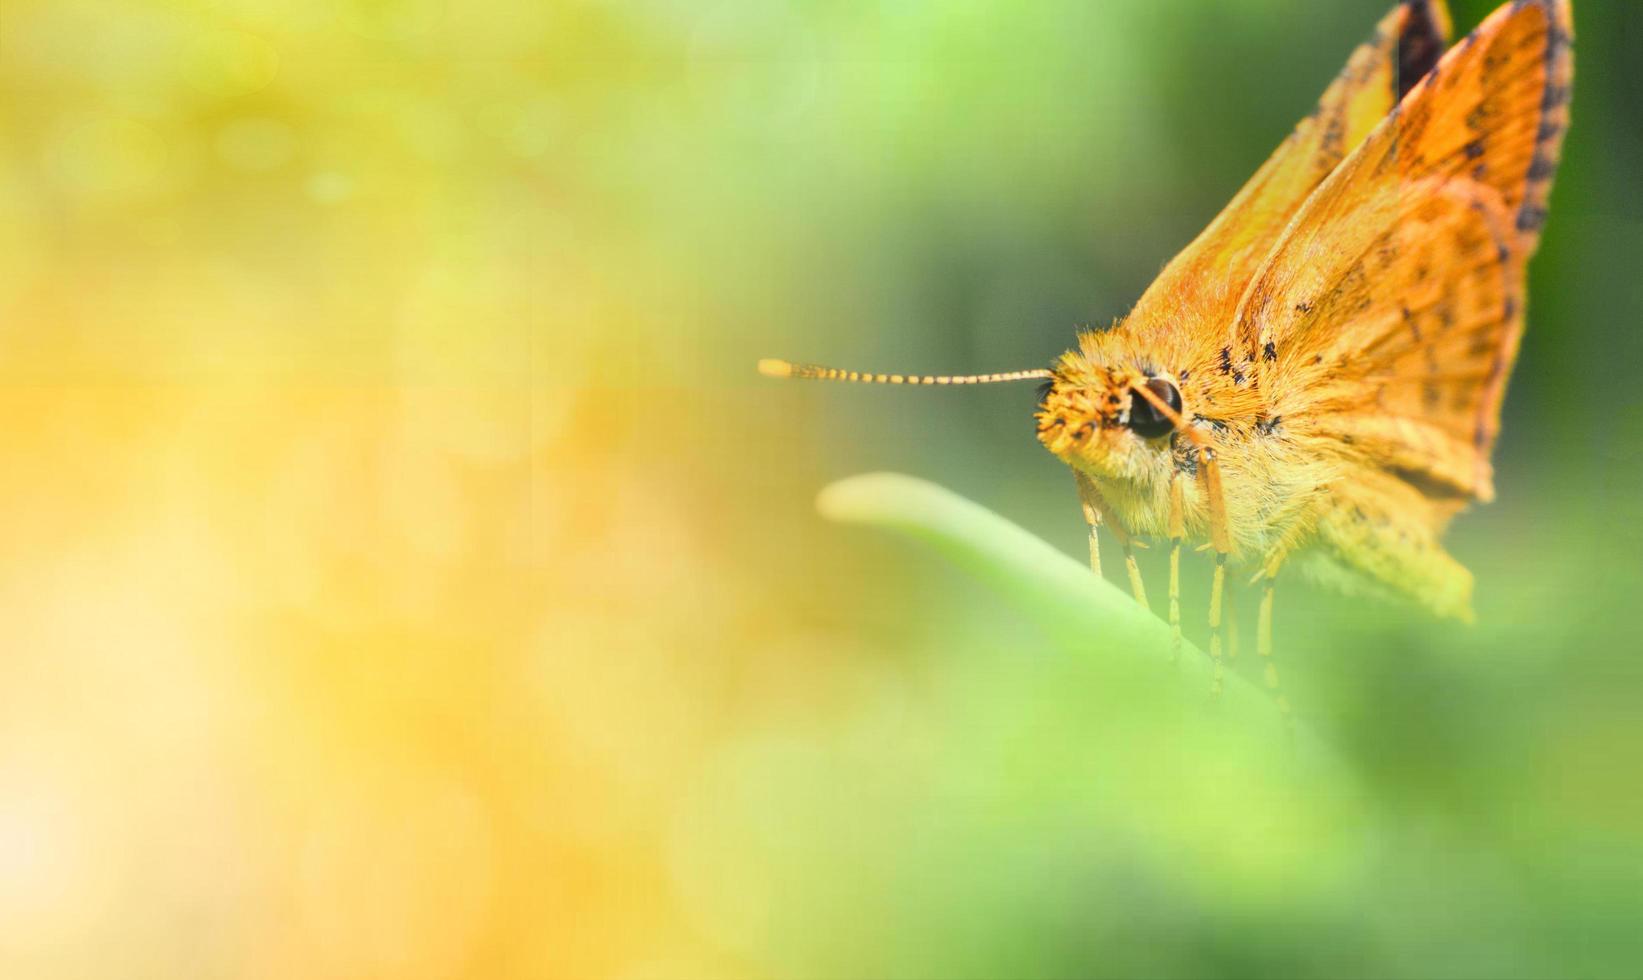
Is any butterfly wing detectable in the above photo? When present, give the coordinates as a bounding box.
[1233,0,1572,503]
[1124,1,1450,336]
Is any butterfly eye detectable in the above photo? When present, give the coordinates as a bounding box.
[1128,378,1182,439]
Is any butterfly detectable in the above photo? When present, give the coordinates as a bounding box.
[760,0,1572,706]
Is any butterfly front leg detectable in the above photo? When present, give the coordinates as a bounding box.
[1073,470,1149,611]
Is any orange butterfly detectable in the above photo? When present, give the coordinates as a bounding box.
[761,0,1572,704]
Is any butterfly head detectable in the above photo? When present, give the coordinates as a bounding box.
[1035,355,1186,481]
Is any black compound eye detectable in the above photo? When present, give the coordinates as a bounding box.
[1127,378,1182,439]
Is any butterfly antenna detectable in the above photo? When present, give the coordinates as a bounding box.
[758,358,1052,386]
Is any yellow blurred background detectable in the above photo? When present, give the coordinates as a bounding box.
[3,0,1642,977]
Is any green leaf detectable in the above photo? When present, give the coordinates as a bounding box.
[818,471,1336,765]
[667,472,1375,979]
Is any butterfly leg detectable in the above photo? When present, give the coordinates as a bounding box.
[1198,447,1233,697]
[1123,542,1150,612]
[1248,510,1314,722]
[1075,476,1103,579]
[1168,471,1185,661]
[1253,558,1293,725]
[1207,555,1227,696]
[1074,471,1149,609]
[1255,577,1291,720]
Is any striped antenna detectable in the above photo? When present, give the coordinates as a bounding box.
[758,358,1052,386]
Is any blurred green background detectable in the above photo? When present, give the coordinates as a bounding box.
[1,0,1639,977]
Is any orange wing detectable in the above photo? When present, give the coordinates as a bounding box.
[1124,1,1450,336]
[1232,0,1572,501]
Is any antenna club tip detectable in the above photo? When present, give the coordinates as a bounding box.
[757,358,795,378]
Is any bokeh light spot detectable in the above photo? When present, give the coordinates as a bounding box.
[43,115,169,202]
[215,118,297,173]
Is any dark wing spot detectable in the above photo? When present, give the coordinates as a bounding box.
[1193,415,1229,433]
[1546,20,1572,52]
[1390,466,1474,502]
[1320,110,1347,162]
[1463,138,1486,160]
[1262,341,1277,362]
[1396,0,1448,101]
